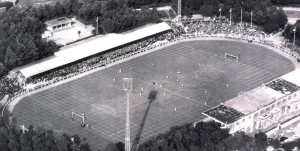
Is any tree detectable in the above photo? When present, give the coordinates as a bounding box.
[4,47,18,69]
[190,144,200,151]
[200,5,213,17]
[169,9,176,18]
[254,132,268,150]
[104,143,119,151]
[0,62,6,76]
[55,2,65,16]
[40,6,50,20]
[71,0,83,14]
[62,1,72,14]
[102,18,115,33]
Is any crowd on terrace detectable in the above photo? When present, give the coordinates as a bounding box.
[25,31,177,85]
[181,19,269,41]
[0,18,300,101]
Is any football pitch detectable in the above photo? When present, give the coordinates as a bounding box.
[11,40,295,150]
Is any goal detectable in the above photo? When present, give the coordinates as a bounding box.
[71,112,86,127]
[225,53,239,62]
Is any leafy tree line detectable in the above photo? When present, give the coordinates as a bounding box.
[25,0,165,32]
[135,121,269,151]
[133,120,300,151]
[75,0,166,33]
[0,6,59,76]
[127,0,172,8]
[169,0,287,34]
[270,0,300,5]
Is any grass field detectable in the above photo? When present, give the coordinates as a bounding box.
[10,40,295,150]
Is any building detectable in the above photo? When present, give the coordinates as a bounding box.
[45,17,74,32]
[0,7,6,13]
[203,69,300,135]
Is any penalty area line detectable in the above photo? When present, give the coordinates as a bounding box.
[109,124,139,137]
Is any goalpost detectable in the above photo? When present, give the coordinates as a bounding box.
[71,112,86,127]
[225,53,239,62]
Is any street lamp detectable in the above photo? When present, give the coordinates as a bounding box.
[219,7,221,25]
[251,11,253,28]
[229,8,232,25]
[293,27,296,48]
[96,17,99,35]
[241,8,243,27]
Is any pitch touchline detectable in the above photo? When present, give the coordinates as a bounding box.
[243,70,264,79]
[90,126,123,142]
[109,124,139,137]
[91,104,118,117]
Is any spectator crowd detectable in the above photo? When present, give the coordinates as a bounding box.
[1,18,300,104]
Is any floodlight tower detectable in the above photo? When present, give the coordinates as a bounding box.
[178,0,182,22]
[123,78,133,151]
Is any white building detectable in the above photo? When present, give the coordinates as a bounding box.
[203,69,300,135]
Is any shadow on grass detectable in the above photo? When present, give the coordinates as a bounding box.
[131,90,157,151]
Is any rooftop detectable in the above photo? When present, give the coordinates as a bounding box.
[265,78,300,95]
[19,22,171,78]
[45,17,73,27]
[224,86,285,115]
[203,104,245,125]
[203,69,300,125]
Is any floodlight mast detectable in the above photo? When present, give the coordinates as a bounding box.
[123,78,132,151]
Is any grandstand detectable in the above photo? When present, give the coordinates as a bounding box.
[17,22,171,79]
[203,69,300,135]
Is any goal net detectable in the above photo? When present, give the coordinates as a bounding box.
[225,53,239,62]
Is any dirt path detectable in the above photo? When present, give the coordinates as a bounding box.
[7,37,300,113]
